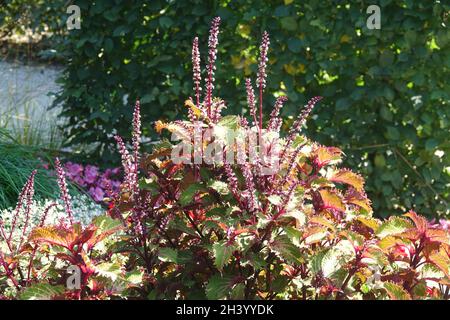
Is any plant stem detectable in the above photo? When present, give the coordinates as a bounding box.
[259,86,263,132]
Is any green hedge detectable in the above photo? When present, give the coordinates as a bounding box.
[2,0,449,218]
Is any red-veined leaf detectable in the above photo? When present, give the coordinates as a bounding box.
[404,210,428,234]
[345,188,372,213]
[384,282,412,300]
[319,189,346,212]
[314,146,342,167]
[330,169,365,192]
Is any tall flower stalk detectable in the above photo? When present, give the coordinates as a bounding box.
[132,100,141,195]
[256,31,270,131]
[281,96,323,159]
[6,171,34,244]
[192,37,202,109]
[205,16,221,118]
[18,170,36,250]
[268,96,288,132]
[245,78,258,127]
[55,158,74,226]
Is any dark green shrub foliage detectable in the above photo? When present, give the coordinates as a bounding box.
[0,18,449,300]
[2,1,448,217]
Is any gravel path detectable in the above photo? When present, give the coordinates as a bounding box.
[0,60,63,130]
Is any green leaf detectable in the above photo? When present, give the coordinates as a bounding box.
[287,38,303,53]
[104,38,113,53]
[179,183,207,206]
[412,281,427,297]
[159,16,173,28]
[311,250,328,275]
[103,10,119,22]
[206,274,233,300]
[158,248,178,263]
[95,262,122,281]
[125,270,144,285]
[361,283,370,294]
[230,283,245,299]
[384,282,412,300]
[425,138,439,151]
[376,216,413,238]
[285,226,302,247]
[386,126,400,140]
[213,240,236,271]
[280,17,297,31]
[112,25,130,37]
[267,195,282,206]
[270,235,303,265]
[20,283,65,300]
[217,115,239,129]
[321,240,355,277]
[208,180,230,195]
[92,215,122,235]
[374,154,386,167]
[335,98,350,111]
[330,169,364,192]
[421,263,446,279]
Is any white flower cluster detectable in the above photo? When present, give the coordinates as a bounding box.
[0,194,105,238]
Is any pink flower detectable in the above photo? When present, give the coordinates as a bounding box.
[192,37,202,108]
[103,169,112,177]
[111,180,121,190]
[439,219,450,230]
[256,31,270,90]
[72,176,86,187]
[205,16,221,116]
[84,165,99,184]
[65,162,83,179]
[98,177,111,189]
[55,158,73,226]
[89,186,105,202]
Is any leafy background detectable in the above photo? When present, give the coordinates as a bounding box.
[0,0,448,219]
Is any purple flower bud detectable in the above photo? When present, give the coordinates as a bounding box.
[55,158,74,226]
[114,135,136,195]
[256,31,270,90]
[205,17,221,117]
[241,161,257,213]
[192,37,202,108]
[224,164,239,196]
[132,100,141,181]
[210,98,226,123]
[268,96,288,131]
[282,96,323,159]
[245,78,257,126]
[7,170,36,244]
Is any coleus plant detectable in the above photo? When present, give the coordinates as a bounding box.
[0,159,140,300]
[108,17,449,300]
[0,17,448,300]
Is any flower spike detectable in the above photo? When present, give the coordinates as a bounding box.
[257,31,270,130]
[205,16,221,117]
[192,37,202,108]
[55,158,74,226]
